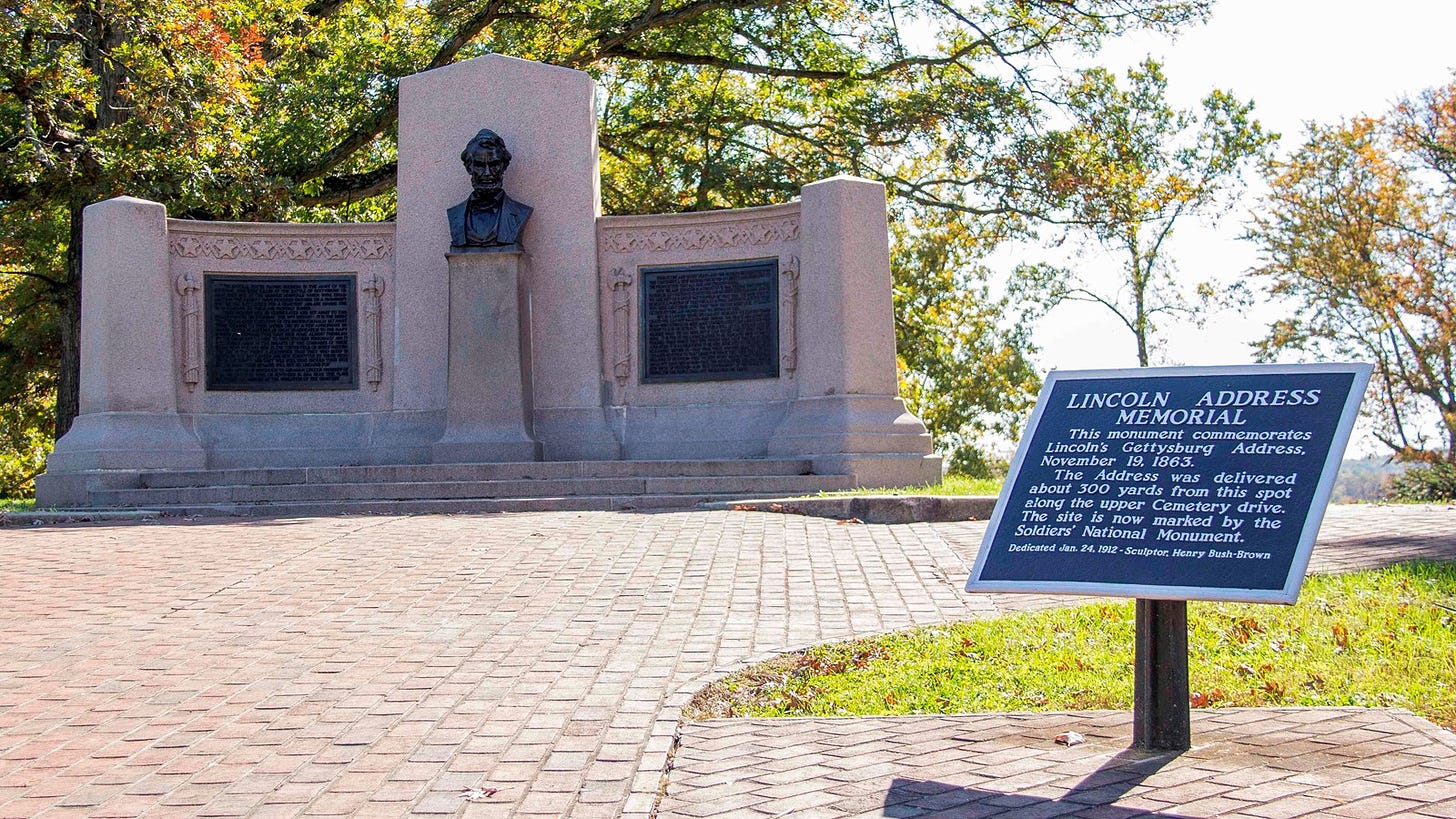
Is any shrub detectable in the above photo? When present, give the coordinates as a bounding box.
[1386,461,1456,502]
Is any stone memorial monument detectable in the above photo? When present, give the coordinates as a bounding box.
[36,54,941,511]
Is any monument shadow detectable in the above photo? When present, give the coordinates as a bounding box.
[882,747,1191,818]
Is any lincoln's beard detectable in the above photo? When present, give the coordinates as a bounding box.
[469,186,505,208]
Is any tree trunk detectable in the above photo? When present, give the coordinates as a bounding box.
[54,2,126,440]
[1132,251,1150,367]
[1441,402,1456,461]
[55,201,83,439]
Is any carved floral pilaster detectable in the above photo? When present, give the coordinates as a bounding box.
[781,256,800,375]
[174,272,203,392]
[609,267,634,390]
[361,273,387,392]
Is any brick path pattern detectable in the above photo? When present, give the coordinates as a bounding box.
[662,708,1456,819]
[0,504,1452,817]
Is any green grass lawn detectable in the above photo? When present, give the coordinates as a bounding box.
[687,561,1456,730]
[817,474,1002,497]
[0,498,34,513]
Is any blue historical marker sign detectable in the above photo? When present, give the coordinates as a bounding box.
[966,363,1371,603]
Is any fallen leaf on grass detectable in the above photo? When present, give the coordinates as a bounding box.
[1056,657,1092,672]
[1190,689,1225,708]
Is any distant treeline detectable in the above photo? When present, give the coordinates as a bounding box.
[1332,457,1409,503]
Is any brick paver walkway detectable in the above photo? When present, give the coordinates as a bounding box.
[0,504,1453,817]
[661,708,1456,819]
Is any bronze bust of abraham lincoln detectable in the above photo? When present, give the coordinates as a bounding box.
[448,129,532,252]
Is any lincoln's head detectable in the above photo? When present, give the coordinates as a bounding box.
[461,129,512,198]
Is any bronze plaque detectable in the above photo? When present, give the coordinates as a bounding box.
[640,260,779,383]
[205,275,358,391]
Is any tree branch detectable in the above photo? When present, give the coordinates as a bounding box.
[303,0,350,18]
[588,0,769,61]
[599,46,851,79]
[288,0,512,185]
[296,163,399,206]
[0,268,68,290]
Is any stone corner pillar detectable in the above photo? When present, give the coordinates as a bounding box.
[78,197,178,416]
[37,196,206,503]
[767,176,941,488]
[431,251,540,463]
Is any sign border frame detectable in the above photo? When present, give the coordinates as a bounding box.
[965,362,1373,604]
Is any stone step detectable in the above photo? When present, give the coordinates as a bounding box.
[90,473,853,507]
[130,458,820,490]
[50,491,830,519]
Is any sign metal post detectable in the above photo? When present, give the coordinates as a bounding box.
[1133,599,1190,750]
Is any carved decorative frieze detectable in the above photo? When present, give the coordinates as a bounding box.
[361,274,387,392]
[169,233,393,262]
[781,256,800,375]
[174,272,203,392]
[608,267,634,389]
[601,216,799,254]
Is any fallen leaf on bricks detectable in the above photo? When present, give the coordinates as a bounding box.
[1054,731,1085,746]
[462,787,498,802]
[836,518,864,525]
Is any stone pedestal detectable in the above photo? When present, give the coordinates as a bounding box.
[432,252,540,462]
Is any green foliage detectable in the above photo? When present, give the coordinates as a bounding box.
[0,379,52,497]
[1249,78,1456,459]
[945,447,1007,481]
[1387,461,1456,502]
[689,561,1456,730]
[1042,58,1275,365]
[893,211,1045,473]
[0,234,58,495]
[0,497,35,512]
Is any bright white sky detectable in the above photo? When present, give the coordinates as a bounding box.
[1021,0,1456,453]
